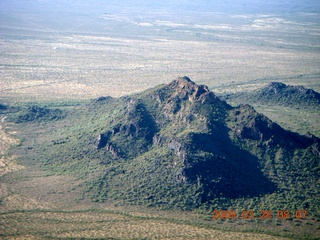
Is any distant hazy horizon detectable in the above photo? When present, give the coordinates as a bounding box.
[1,0,320,15]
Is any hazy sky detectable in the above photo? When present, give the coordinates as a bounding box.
[1,0,320,15]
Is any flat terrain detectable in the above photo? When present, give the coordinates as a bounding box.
[1,5,320,103]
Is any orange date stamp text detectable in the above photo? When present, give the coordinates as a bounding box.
[212,210,307,220]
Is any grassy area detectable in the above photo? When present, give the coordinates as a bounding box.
[0,209,290,240]
[0,167,318,240]
[253,105,320,138]
[0,164,314,240]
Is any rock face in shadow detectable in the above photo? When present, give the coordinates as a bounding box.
[96,98,158,159]
[230,103,319,148]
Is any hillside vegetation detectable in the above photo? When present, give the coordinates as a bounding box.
[221,82,320,137]
[223,82,320,109]
[7,106,65,123]
[5,77,318,221]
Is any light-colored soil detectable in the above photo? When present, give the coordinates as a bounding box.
[0,117,24,177]
[1,13,319,103]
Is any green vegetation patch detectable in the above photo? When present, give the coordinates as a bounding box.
[7,105,66,123]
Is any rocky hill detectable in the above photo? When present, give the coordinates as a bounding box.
[11,77,320,216]
[221,81,320,138]
[223,81,320,109]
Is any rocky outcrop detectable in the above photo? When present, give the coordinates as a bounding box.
[105,143,120,158]
[265,82,320,99]
[265,82,287,94]
[163,76,229,118]
[97,99,157,159]
[168,139,186,163]
[168,76,222,104]
[93,96,113,103]
[311,142,320,157]
[97,132,121,157]
[231,104,320,155]
[231,104,280,141]
[97,132,111,149]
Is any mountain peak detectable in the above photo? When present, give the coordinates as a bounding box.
[172,76,198,90]
[178,76,194,83]
[169,76,218,104]
[265,82,287,94]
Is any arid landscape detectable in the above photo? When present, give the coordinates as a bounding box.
[1,0,320,239]
[1,1,319,103]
